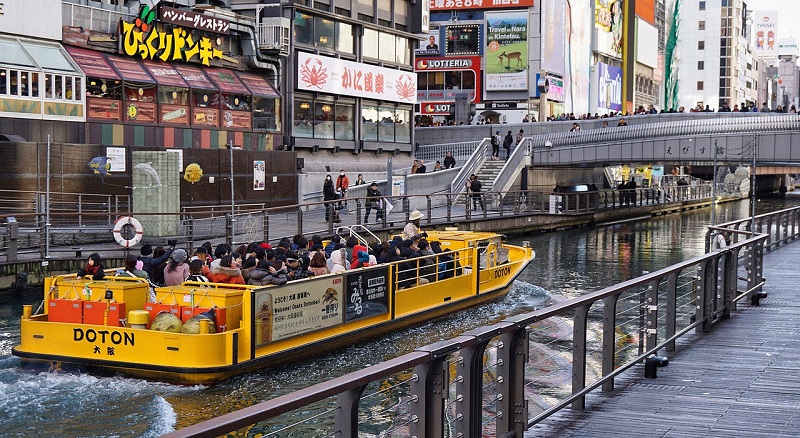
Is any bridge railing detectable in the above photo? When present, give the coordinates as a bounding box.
[162,207,800,438]
[530,115,800,149]
[1,182,724,260]
[415,140,481,165]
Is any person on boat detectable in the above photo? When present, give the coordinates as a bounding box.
[352,250,371,269]
[191,246,213,278]
[344,236,360,266]
[139,241,174,280]
[149,246,169,286]
[430,240,456,280]
[349,241,369,269]
[285,253,312,281]
[77,252,106,280]
[116,254,149,279]
[417,239,438,283]
[308,251,330,277]
[324,234,342,258]
[330,248,349,273]
[210,255,246,284]
[396,240,429,288]
[403,210,424,240]
[248,259,288,286]
[185,259,210,283]
[163,248,190,286]
[240,256,259,282]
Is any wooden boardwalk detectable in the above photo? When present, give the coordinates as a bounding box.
[528,240,800,437]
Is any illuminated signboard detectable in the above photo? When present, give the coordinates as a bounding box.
[159,6,229,34]
[445,25,480,55]
[120,5,224,66]
[431,0,534,11]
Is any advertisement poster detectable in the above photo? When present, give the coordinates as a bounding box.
[485,11,528,91]
[415,27,441,57]
[597,62,622,112]
[106,147,126,172]
[254,276,344,345]
[345,266,390,322]
[753,10,778,57]
[253,160,265,190]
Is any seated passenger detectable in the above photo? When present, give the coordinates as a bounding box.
[77,253,106,281]
[210,255,245,284]
[116,254,149,279]
[285,253,312,281]
[185,259,210,283]
[248,259,288,286]
[163,249,190,286]
[330,248,348,273]
[308,251,330,277]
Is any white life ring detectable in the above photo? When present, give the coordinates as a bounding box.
[113,216,144,248]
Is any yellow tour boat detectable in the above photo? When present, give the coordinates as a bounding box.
[13,230,534,385]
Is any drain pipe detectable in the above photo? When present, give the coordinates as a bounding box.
[230,20,281,87]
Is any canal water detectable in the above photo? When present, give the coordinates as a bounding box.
[1,196,797,436]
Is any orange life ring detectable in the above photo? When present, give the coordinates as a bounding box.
[113,216,144,248]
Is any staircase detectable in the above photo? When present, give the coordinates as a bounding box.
[456,159,506,207]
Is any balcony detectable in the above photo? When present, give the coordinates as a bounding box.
[256,17,290,57]
[62,1,134,35]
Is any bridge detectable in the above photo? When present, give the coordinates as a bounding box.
[414,113,800,204]
[162,205,800,437]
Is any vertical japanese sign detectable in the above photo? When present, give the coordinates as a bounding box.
[485,11,528,91]
[345,266,390,322]
[253,160,265,191]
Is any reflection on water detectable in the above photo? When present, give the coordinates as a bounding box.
[0,196,797,435]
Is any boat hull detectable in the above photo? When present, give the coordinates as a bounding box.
[13,232,534,385]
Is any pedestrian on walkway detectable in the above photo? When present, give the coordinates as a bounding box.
[444,151,456,169]
[468,174,485,212]
[323,175,339,223]
[364,182,383,223]
[502,130,513,160]
[491,131,501,160]
[336,170,349,209]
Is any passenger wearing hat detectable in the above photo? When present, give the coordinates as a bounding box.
[491,130,502,160]
[163,248,190,286]
[77,252,106,280]
[403,210,425,240]
[365,182,383,224]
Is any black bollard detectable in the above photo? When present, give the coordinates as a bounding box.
[644,355,669,379]
[751,290,768,306]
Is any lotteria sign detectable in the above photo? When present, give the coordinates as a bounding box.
[297,52,417,104]
[415,56,481,103]
[420,102,453,115]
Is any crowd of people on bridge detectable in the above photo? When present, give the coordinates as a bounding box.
[77,211,458,290]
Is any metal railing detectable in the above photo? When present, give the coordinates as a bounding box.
[1,182,727,261]
[529,115,800,150]
[255,19,291,56]
[62,1,133,34]
[492,137,531,196]
[415,140,482,165]
[162,205,800,438]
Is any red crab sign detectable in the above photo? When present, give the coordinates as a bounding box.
[297,52,417,104]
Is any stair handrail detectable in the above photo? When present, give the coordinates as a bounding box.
[492,137,531,196]
[450,138,491,202]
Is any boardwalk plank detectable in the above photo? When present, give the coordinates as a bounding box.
[526,241,800,437]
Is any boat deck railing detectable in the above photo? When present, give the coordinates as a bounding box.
[161,206,800,438]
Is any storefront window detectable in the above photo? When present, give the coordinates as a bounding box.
[253,96,279,131]
[396,108,411,143]
[314,101,335,139]
[363,28,379,59]
[334,103,354,140]
[30,72,39,97]
[295,12,314,45]
[395,36,410,65]
[377,106,396,142]
[294,99,314,138]
[9,70,19,95]
[315,17,335,50]
[124,83,157,102]
[86,79,121,99]
[379,32,396,63]
[336,22,354,54]
[158,86,188,105]
[191,89,219,107]
[222,93,250,111]
[362,103,378,141]
[428,72,445,90]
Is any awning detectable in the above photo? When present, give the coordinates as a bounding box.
[141,60,188,88]
[105,54,154,84]
[204,67,249,94]
[174,64,217,91]
[65,46,120,81]
[0,36,81,74]
[236,71,281,98]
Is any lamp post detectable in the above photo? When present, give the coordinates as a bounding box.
[750,134,757,232]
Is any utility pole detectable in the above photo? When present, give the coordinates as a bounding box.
[229,139,235,218]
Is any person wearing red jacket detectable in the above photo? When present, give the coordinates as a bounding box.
[336,170,350,209]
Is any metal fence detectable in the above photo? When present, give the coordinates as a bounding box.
[62,1,133,35]
[161,202,800,438]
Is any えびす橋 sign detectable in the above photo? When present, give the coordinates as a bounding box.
[297,52,417,104]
